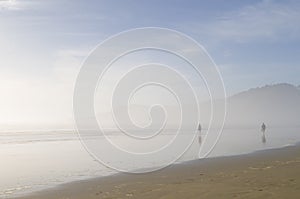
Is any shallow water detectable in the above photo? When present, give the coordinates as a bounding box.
[0,127,299,198]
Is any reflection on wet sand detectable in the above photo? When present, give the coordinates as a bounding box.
[262,132,266,144]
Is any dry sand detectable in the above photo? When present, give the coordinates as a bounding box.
[15,145,300,199]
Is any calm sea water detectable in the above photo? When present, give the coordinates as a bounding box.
[0,127,299,198]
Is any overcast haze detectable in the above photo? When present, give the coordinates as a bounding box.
[0,0,300,129]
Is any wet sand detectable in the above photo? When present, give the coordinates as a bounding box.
[15,144,300,199]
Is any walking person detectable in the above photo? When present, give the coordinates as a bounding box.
[261,123,266,133]
[261,123,267,143]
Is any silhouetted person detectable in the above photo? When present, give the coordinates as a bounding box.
[198,123,202,131]
[261,123,267,144]
[198,123,202,144]
[261,123,266,133]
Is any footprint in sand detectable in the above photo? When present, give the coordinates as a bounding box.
[185,178,195,182]
[95,191,103,195]
[126,193,134,197]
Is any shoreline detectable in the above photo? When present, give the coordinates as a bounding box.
[13,143,300,199]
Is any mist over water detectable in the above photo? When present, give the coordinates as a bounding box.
[1,126,300,198]
[1,83,300,197]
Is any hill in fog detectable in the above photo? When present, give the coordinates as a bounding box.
[226,83,300,127]
[97,83,300,129]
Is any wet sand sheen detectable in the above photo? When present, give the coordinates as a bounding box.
[15,144,300,199]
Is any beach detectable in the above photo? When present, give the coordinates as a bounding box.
[2,0,300,198]
[15,144,300,199]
